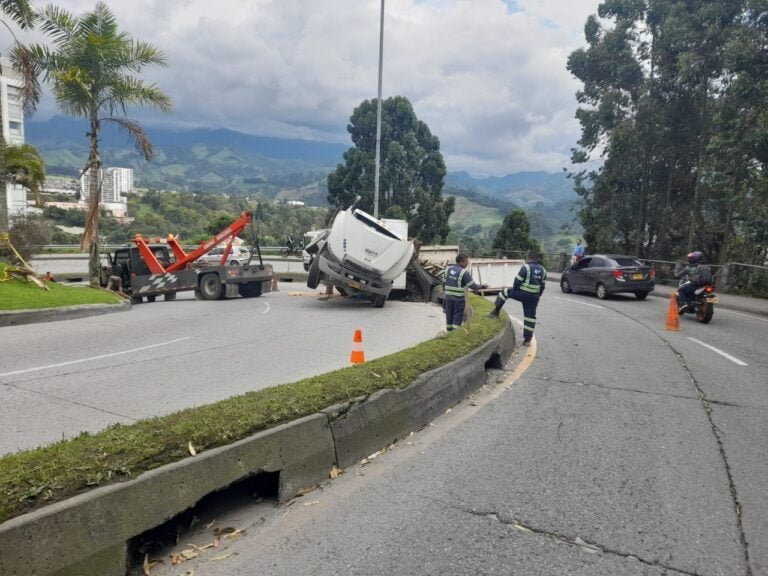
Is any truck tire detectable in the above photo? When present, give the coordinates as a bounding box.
[307,256,321,289]
[200,273,224,300]
[373,294,387,308]
[238,282,262,298]
[164,292,177,301]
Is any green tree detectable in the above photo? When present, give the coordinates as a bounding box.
[21,2,172,285]
[568,0,741,260]
[4,143,45,207]
[327,96,454,243]
[492,209,540,255]
[0,0,36,258]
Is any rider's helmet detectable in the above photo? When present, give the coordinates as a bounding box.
[687,251,704,264]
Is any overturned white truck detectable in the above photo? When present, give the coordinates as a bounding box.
[304,201,414,308]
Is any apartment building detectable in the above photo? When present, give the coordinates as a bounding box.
[80,166,134,204]
[1,57,27,219]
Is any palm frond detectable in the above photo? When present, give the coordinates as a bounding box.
[0,0,35,29]
[37,4,78,44]
[8,43,42,114]
[103,117,153,161]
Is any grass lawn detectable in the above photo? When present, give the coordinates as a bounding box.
[0,262,122,310]
[0,295,504,524]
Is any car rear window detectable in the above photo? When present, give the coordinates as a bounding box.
[609,257,643,267]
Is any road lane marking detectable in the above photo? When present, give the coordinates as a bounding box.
[552,296,605,309]
[687,337,748,366]
[0,337,192,377]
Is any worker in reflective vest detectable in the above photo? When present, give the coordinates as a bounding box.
[443,254,487,331]
[487,250,547,345]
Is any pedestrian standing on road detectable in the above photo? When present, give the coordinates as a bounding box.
[571,239,585,265]
[487,250,547,346]
[443,254,487,332]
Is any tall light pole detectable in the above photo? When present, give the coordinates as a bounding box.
[373,0,384,218]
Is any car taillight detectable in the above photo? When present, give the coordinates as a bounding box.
[650,268,656,278]
[612,269,624,279]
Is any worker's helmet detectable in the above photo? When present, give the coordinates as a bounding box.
[687,251,704,264]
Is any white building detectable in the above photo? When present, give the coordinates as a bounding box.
[1,57,27,219]
[80,166,133,203]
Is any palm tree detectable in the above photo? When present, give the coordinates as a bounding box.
[0,0,36,258]
[4,142,45,207]
[19,2,172,285]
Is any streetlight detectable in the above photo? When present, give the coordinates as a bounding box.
[373,0,384,218]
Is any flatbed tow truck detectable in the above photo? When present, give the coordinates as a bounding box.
[100,211,274,303]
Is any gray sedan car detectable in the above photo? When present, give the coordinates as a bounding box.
[560,254,655,299]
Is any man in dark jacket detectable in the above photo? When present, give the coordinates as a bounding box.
[487,250,547,346]
[674,250,712,312]
[443,254,487,331]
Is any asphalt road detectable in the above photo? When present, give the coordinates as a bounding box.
[0,284,444,455]
[134,291,768,576]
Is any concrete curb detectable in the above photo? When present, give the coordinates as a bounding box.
[326,324,516,469]
[0,321,514,576]
[0,299,131,327]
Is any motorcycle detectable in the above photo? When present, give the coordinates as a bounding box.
[678,279,718,323]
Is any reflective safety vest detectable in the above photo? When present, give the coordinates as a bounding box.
[516,263,546,295]
[443,264,473,299]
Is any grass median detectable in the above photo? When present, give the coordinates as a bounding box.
[0,261,121,310]
[0,295,506,524]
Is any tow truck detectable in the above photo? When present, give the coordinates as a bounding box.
[100,211,274,303]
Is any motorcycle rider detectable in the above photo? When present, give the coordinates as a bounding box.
[674,251,713,312]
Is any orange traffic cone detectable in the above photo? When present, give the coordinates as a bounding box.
[665,291,680,331]
[270,277,278,292]
[350,329,365,364]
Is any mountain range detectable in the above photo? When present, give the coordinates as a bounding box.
[27,116,575,212]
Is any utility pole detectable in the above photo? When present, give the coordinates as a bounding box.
[373,0,384,218]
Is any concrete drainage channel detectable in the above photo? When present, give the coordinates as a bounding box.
[0,322,515,576]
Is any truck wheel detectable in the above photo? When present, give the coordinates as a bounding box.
[373,294,387,308]
[307,256,321,289]
[164,292,177,301]
[200,274,224,300]
[238,282,262,298]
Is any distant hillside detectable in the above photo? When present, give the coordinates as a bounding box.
[26,116,347,197]
[446,170,573,208]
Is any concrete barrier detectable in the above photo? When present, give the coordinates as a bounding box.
[0,414,336,576]
[0,320,515,576]
[326,324,515,469]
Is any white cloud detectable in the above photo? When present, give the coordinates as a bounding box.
[6,0,602,176]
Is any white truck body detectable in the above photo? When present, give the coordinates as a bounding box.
[308,205,413,307]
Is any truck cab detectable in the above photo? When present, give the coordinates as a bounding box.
[101,245,177,301]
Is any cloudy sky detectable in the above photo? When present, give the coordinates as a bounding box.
[4,0,603,176]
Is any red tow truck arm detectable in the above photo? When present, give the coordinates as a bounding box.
[133,211,253,274]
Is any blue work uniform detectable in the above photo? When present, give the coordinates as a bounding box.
[498,262,547,342]
[443,263,482,331]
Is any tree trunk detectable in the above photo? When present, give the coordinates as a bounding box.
[0,137,9,257]
[82,115,102,287]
